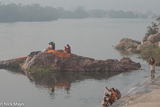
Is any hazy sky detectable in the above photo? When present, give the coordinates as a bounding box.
[0,0,160,13]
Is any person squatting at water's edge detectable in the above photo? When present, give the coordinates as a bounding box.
[102,87,121,107]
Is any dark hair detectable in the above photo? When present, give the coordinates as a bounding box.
[149,57,155,65]
[49,42,55,45]
[111,88,116,91]
[48,42,55,50]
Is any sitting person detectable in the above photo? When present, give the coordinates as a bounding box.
[102,87,121,106]
[44,42,55,52]
[48,42,55,50]
[102,87,111,106]
[108,88,117,105]
[64,44,71,54]
[102,95,108,107]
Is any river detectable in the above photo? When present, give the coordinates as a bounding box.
[0,18,158,107]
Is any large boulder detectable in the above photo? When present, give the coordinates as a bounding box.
[114,38,141,54]
[0,51,141,74]
[147,33,160,43]
[137,33,160,52]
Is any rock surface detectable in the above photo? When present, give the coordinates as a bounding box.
[147,33,160,43]
[114,38,141,54]
[0,51,141,73]
[115,33,160,54]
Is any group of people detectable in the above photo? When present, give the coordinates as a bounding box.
[47,41,71,54]
[101,57,156,106]
[102,87,121,107]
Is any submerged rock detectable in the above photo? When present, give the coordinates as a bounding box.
[114,38,141,54]
[0,51,141,74]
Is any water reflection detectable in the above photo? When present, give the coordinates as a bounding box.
[151,71,155,80]
[27,71,112,94]
[8,69,112,95]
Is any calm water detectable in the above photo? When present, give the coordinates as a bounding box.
[0,18,158,107]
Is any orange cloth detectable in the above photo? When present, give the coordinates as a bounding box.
[47,50,70,58]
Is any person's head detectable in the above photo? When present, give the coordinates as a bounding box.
[111,88,115,91]
[49,42,55,45]
[67,44,69,47]
[150,57,155,61]
[149,57,155,64]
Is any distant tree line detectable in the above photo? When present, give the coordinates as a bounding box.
[0,3,151,22]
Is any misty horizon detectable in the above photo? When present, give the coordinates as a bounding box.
[0,3,153,22]
[0,0,160,14]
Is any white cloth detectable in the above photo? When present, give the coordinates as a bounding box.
[104,88,111,95]
[150,64,155,71]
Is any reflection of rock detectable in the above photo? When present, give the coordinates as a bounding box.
[114,38,141,54]
[0,51,141,73]
[6,67,113,93]
[26,71,115,93]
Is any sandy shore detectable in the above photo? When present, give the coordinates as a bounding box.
[122,89,160,107]
[117,76,160,107]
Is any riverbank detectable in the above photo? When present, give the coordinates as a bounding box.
[117,75,160,107]
[115,33,160,66]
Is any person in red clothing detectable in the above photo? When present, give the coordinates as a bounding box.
[65,44,71,54]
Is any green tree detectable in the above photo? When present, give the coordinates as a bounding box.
[145,22,158,37]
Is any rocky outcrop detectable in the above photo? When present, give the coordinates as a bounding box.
[137,33,160,51]
[143,33,160,43]
[147,33,160,43]
[0,51,141,74]
[115,33,160,54]
[114,38,141,54]
[136,41,153,51]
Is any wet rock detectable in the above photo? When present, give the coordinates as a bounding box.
[0,58,25,71]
